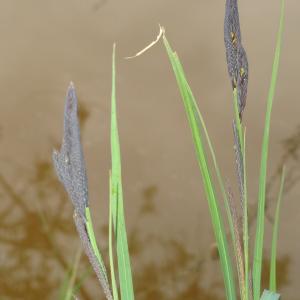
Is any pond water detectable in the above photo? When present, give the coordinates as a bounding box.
[0,0,299,299]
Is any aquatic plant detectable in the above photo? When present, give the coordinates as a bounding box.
[162,0,285,299]
[53,45,134,300]
[52,0,285,299]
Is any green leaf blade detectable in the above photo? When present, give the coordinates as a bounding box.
[110,43,135,300]
[163,36,236,300]
[252,1,285,298]
[269,167,285,292]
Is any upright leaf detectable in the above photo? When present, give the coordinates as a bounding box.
[269,168,285,292]
[110,44,135,300]
[163,36,236,300]
[253,1,285,298]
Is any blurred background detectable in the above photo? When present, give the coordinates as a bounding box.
[0,0,299,299]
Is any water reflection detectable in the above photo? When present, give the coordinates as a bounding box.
[266,125,300,219]
[261,255,290,290]
[140,185,158,214]
[128,189,221,300]
[0,104,95,299]
[0,111,297,299]
[0,161,77,299]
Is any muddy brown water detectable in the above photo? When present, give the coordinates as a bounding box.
[0,0,299,299]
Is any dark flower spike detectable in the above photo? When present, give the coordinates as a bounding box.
[224,0,242,81]
[53,83,113,300]
[52,82,88,219]
[224,0,249,119]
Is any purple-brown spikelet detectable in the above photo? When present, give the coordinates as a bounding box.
[52,82,88,219]
[52,83,113,300]
[224,0,249,119]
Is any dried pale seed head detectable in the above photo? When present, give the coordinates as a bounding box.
[52,83,88,218]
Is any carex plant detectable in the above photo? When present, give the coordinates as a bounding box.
[53,45,134,300]
[162,0,285,299]
[52,0,285,299]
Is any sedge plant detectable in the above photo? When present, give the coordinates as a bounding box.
[52,0,286,299]
[52,45,134,300]
[161,0,285,299]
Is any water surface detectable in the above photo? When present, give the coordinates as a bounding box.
[0,0,299,299]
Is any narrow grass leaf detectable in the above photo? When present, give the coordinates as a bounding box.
[75,210,113,300]
[163,35,236,300]
[85,208,109,282]
[183,81,243,300]
[269,167,285,292]
[110,43,135,300]
[59,247,82,300]
[72,266,93,296]
[253,1,285,298]
[109,172,120,300]
[242,129,250,300]
[184,64,242,299]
